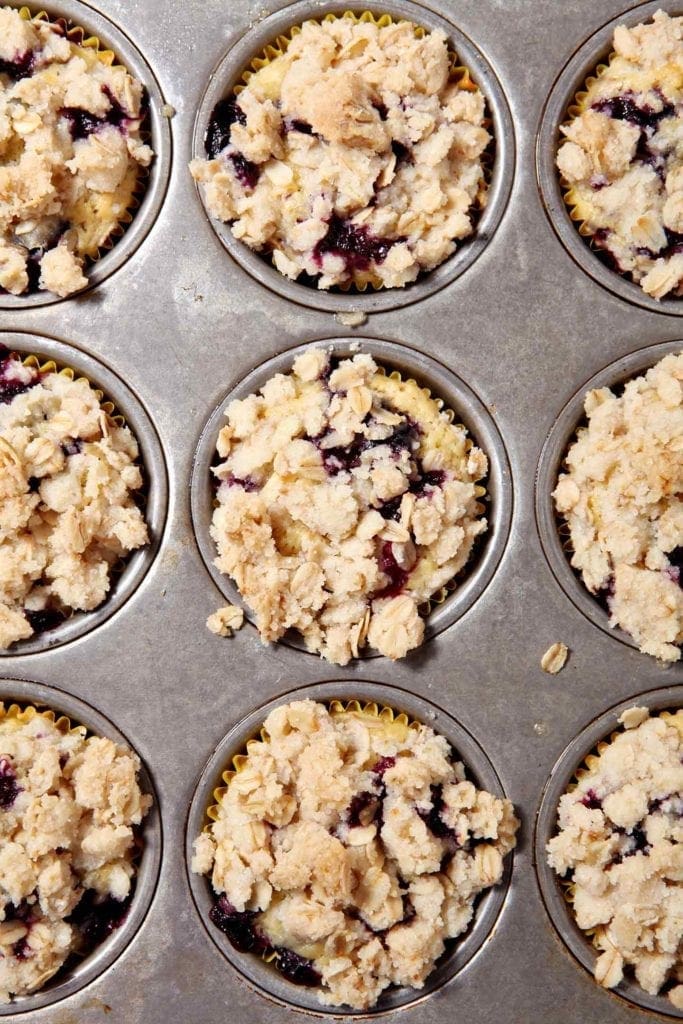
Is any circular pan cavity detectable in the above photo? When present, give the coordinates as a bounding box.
[186,678,516,1017]
[0,331,168,656]
[191,0,514,314]
[0,0,172,311]
[0,676,162,1016]
[534,684,682,1018]
[535,339,683,657]
[536,0,683,315]
[191,336,512,659]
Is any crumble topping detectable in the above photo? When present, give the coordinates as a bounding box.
[0,6,154,299]
[553,351,683,662]
[206,604,244,638]
[0,706,151,1001]
[192,699,519,1010]
[546,707,683,1008]
[557,10,683,299]
[191,16,489,291]
[209,347,488,665]
[541,642,569,674]
[0,348,149,649]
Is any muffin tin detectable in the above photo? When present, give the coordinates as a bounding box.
[2,0,682,1020]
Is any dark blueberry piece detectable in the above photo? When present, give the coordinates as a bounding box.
[24,608,66,635]
[209,895,269,954]
[230,152,260,190]
[225,473,260,492]
[411,469,445,497]
[60,86,130,142]
[592,92,674,131]
[6,900,34,924]
[591,229,622,273]
[374,542,409,599]
[391,140,410,164]
[28,476,41,493]
[13,937,30,960]
[0,757,20,810]
[347,790,379,827]
[372,756,396,777]
[0,51,35,81]
[285,118,314,135]
[379,495,403,521]
[373,100,388,121]
[313,214,404,274]
[417,783,457,841]
[274,947,321,986]
[664,228,683,256]
[67,890,130,948]
[62,439,83,457]
[629,826,651,855]
[580,788,602,810]
[206,98,246,159]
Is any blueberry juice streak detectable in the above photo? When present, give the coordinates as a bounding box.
[60,86,130,141]
[313,215,404,276]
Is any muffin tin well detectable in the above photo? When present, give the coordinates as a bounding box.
[190,337,512,658]
[534,339,682,657]
[186,679,516,1017]
[536,0,683,316]
[0,678,162,1017]
[0,0,172,311]
[0,332,168,656]
[534,685,683,1019]
[191,0,514,314]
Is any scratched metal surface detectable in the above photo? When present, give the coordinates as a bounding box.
[1,0,682,1021]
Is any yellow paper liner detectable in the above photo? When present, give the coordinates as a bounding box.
[210,357,488,631]
[228,10,492,293]
[2,348,148,634]
[558,709,683,956]
[14,7,150,273]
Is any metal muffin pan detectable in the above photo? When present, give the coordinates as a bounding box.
[190,336,512,656]
[2,0,683,1021]
[0,0,172,311]
[186,679,514,1016]
[192,0,515,315]
[0,678,162,1017]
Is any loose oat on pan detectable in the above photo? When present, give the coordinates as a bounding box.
[553,351,683,662]
[0,348,149,649]
[546,707,683,1009]
[557,10,683,300]
[191,16,489,291]
[0,705,151,1001]
[209,347,489,665]
[193,699,519,1010]
[0,6,154,299]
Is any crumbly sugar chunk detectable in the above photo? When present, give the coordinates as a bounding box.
[554,351,683,662]
[190,17,489,291]
[0,351,149,649]
[556,11,683,299]
[193,699,519,1010]
[0,6,154,299]
[547,708,683,1007]
[206,604,244,637]
[0,709,151,1002]
[209,348,488,665]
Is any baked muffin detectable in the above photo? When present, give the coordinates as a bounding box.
[191,16,489,291]
[0,703,151,1001]
[553,351,683,662]
[546,706,683,1010]
[0,6,153,299]
[0,347,149,649]
[192,698,519,1010]
[209,347,488,664]
[557,11,683,299]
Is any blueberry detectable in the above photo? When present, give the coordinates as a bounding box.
[313,215,404,274]
[209,896,269,954]
[372,756,396,777]
[205,98,246,159]
[274,947,321,986]
[67,890,130,947]
[374,542,409,599]
[0,757,20,810]
[24,608,65,635]
[580,789,602,810]
[230,153,260,190]
[0,51,35,81]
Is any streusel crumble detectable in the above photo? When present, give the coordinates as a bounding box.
[191,16,489,291]
[553,351,683,662]
[0,6,154,298]
[547,706,683,1008]
[0,348,149,649]
[557,10,683,299]
[193,699,519,1010]
[209,347,488,664]
[0,704,151,1001]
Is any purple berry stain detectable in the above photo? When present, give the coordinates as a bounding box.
[13,937,30,961]
[229,153,260,190]
[313,215,403,273]
[209,896,269,954]
[580,789,602,810]
[60,86,130,141]
[274,947,321,986]
[417,784,457,841]
[374,542,409,599]
[372,756,396,777]
[206,98,246,159]
[0,757,20,810]
[67,890,130,948]
[0,50,35,81]
[0,351,40,404]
